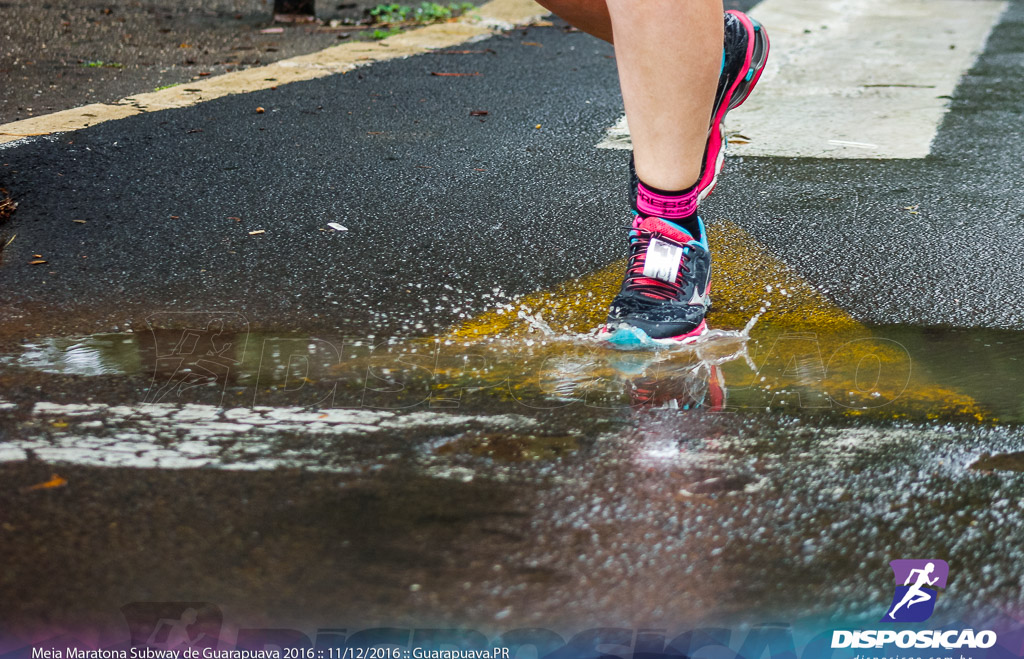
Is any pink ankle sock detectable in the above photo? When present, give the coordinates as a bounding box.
[636,181,699,220]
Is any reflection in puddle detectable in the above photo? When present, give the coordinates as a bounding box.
[3,310,1015,423]
[19,334,142,377]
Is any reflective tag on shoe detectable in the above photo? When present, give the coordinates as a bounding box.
[642,238,683,284]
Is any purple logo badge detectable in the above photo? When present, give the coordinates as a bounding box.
[882,559,949,623]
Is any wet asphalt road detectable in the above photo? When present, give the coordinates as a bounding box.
[2,4,1024,339]
[2,0,1024,650]
[1,20,626,341]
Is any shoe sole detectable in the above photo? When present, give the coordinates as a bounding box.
[697,11,771,204]
[598,320,709,350]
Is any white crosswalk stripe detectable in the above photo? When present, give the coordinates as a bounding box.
[597,0,1007,159]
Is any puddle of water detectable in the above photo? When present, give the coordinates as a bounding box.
[5,218,999,422]
[2,313,1017,423]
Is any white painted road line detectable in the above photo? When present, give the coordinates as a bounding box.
[598,0,1007,159]
[1,401,538,471]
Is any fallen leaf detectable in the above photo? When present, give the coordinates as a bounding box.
[33,254,42,258]
[29,259,46,265]
[0,190,18,220]
[228,216,242,221]
[327,222,348,231]
[367,131,384,135]
[535,124,542,129]
[51,420,68,428]
[430,72,481,77]
[72,219,87,224]
[522,41,543,47]
[260,27,285,34]
[255,106,265,114]
[248,230,265,235]
[28,474,67,490]
[469,110,488,116]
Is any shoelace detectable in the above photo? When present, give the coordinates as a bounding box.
[622,227,693,301]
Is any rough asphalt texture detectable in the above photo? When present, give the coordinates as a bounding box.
[2,0,1024,647]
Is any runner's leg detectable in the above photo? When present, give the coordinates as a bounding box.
[536,0,720,188]
[605,0,722,190]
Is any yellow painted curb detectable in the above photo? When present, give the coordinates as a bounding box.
[0,0,548,145]
[0,103,142,141]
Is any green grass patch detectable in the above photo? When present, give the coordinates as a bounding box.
[368,2,476,25]
[371,27,403,39]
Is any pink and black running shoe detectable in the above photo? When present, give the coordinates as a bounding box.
[599,215,712,348]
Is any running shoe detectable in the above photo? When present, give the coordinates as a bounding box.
[628,10,770,207]
[630,361,726,411]
[600,214,711,347]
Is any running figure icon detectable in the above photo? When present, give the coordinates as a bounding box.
[887,562,939,619]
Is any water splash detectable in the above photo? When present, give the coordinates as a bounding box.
[516,308,557,337]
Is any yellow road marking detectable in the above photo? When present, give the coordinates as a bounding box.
[451,218,859,339]
[447,218,987,420]
[0,0,548,146]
